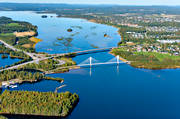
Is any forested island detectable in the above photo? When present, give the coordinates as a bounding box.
[0,90,79,117]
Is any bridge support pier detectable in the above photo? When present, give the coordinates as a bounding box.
[116,55,120,64]
[90,57,92,67]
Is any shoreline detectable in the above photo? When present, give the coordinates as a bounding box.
[1,14,180,77]
[84,18,180,70]
[57,15,123,43]
[109,50,129,63]
[86,19,123,43]
[45,65,80,75]
[0,77,64,88]
[0,90,79,118]
[110,48,180,70]
[0,65,80,88]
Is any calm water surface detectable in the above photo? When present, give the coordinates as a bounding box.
[1,11,180,119]
[0,11,120,54]
[0,54,21,68]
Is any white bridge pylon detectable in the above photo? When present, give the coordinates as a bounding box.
[78,55,124,67]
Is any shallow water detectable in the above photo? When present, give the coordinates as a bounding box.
[0,11,121,54]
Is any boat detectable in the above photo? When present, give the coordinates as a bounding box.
[9,85,18,88]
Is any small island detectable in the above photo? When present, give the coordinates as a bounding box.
[67,28,73,32]
[0,90,79,117]
[41,15,48,18]
[104,33,109,37]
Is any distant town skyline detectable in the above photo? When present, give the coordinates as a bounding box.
[0,0,179,6]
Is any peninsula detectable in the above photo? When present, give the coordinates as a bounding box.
[0,90,79,117]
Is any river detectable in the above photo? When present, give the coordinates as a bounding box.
[1,11,180,119]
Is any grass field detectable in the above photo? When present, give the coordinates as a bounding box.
[6,23,20,27]
[0,33,14,36]
[111,48,180,69]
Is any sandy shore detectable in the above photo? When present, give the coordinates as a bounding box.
[14,31,36,37]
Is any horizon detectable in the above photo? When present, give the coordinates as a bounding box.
[1,2,180,7]
[0,0,179,6]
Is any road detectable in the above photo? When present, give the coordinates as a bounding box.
[0,40,57,72]
[0,39,117,72]
[52,47,115,57]
[0,57,50,72]
[0,39,37,60]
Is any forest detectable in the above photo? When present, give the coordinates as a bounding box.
[0,69,44,82]
[0,16,37,33]
[0,90,79,117]
[0,68,64,85]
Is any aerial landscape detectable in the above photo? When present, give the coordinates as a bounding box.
[0,0,180,119]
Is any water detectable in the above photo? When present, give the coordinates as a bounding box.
[1,11,180,119]
[0,54,21,68]
[0,11,120,54]
[40,52,180,119]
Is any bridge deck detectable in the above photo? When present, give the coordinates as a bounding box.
[78,61,127,67]
[52,47,116,56]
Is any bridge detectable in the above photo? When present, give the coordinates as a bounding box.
[51,47,116,57]
[44,55,129,75]
[0,41,125,72]
[77,55,128,67]
[74,55,129,76]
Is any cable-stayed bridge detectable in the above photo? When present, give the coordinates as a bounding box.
[77,55,128,67]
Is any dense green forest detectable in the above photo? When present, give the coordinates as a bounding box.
[0,17,37,33]
[0,90,79,117]
[0,70,44,82]
[0,69,63,83]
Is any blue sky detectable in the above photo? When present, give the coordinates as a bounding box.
[0,0,179,5]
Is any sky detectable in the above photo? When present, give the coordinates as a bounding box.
[0,0,179,6]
